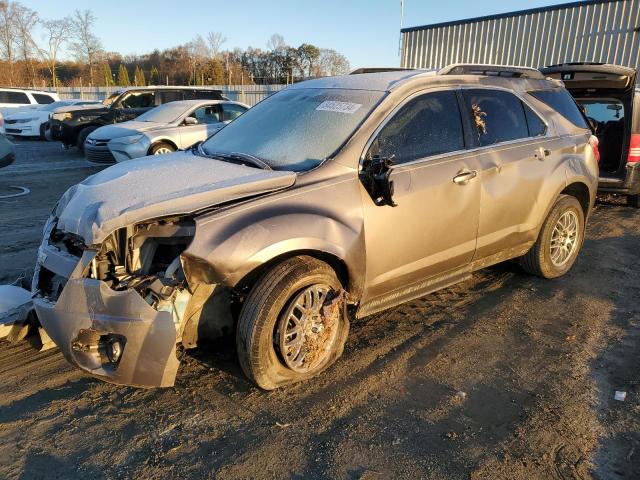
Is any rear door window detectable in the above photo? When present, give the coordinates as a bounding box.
[369,90,465,164]
[159,90,183,104]
[529,89,590,129]
[524,104,547,137]
[119,92,155,109]
[195,90,223,100]
[462,89,530,146]
[33,93,55,104]
[222,103,247,121]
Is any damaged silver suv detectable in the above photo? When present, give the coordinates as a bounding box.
[32,65,599,389]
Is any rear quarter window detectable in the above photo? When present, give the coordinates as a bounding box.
[529,89,590,129]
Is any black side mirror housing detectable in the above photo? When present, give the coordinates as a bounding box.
[360,154,397,207]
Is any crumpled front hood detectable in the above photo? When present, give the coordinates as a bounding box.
[54,152,296,245]
[90,121,162,140]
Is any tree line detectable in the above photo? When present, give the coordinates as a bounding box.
[0,2,350,88]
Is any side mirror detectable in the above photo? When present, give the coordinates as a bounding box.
[184,116,198,126]
[359,154,397,207]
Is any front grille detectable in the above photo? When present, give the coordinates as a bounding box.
[86,147,116,164]
[6,128,21,134]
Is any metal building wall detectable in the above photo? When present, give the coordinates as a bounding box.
[401,0,640,69]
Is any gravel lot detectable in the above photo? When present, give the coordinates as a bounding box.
[0,140,639,479]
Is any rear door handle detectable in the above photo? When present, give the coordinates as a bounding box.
[534,147,551,160]
[453,169,478,185]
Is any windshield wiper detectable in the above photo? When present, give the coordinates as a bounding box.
[196,146,271,170]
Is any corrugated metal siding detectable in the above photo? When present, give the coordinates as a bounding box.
[401,0,640,69]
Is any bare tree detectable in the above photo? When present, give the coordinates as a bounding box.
[206,31,226,59]
[266,33,285,52]
[13,3,38,86]
[318,49,350,76]
[0,1,16,85]
[40,17,72,88]
[70,9,103,85]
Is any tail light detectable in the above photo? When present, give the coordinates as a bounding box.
[628,134,640,163]
[589,135,600,163]
[0,114,4,131]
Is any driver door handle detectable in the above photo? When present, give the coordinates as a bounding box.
[453,169,478,185]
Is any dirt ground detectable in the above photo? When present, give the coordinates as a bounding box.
[0,140,638,479]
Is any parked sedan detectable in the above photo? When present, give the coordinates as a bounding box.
[0,132,15,168]
[84,100,249,164]
[4,100,101,139]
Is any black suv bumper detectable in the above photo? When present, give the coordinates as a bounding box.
[598,163,640,196]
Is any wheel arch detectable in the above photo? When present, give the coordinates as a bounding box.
[148,138,178,154]
[561,181,592,216]
[234,249,351,295]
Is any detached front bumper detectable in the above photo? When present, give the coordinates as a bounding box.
[33,247,180,388]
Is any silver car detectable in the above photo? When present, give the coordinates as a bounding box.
[31,65,598,389]
[84,100,249,164]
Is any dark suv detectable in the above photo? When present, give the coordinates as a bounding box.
[541,63,640,207]
[47,87,225,151]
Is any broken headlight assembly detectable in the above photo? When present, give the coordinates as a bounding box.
[87,217,196,326]
[51,112,72,121]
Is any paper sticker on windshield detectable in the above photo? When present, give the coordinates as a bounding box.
[316,101,362,114]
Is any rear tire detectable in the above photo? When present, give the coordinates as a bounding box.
[627,194,640,209]
[236,256,349,390]
[77,126,97,154]
[520,195,585,279]
[150,142,176,155]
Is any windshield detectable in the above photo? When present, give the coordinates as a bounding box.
[201,88,384,171]
[136,102,188,124]
[103,92,120,107]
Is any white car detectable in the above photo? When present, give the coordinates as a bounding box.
[0,88,59,115]
[4,100,101,139]
[85,99,249,164]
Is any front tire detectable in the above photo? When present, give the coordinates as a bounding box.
[150,142,176,155]
[77,126,97,154]
[236,256,349,390]
[520,195,585,278]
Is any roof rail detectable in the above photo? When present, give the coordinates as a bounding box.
[349,67,416,75]
[438,63,545,80]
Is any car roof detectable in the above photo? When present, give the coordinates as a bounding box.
[0,87,56,95]
[288,70,435,92]
[161,99,241,107]
[122,86,223,92]
[289,66,558,94]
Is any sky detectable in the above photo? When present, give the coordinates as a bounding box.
[20,0,571,68]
